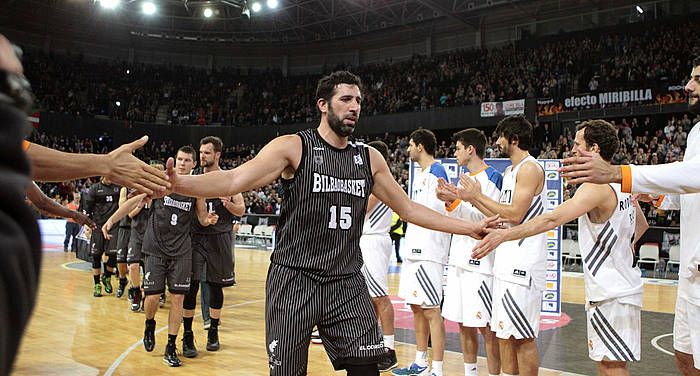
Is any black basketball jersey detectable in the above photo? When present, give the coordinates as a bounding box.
[129,201,151,243]
[142,193,196,258]
[272,129,373,281]
[84,182,121,226]
[191,169,237,235]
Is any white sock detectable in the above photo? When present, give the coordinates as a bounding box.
[383,334,395,350]
[464,362,477,376]
[431,360,443,375]
[414,351,428,367]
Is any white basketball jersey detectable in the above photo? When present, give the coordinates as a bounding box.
[447,166,503,273]
[363,202,392,236]
[679,121,700,305]
[578,183,642,306]
[405,162,452,264]
[493,155,547,289]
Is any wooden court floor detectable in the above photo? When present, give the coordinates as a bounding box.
[12,248,678,375]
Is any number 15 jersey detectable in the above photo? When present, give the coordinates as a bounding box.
[272,129,374,282]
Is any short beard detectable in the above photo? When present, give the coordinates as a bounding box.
[327,105,354,137]
[689,99,700,115]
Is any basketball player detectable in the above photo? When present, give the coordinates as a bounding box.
[0,32,168,376]
[393,129,451,376]
[558,58,700,376]
[115,187,132,298]
[84,177,121,297]
[449,115,546,376]
[435,129,502,376]
[472,120,648,375]
[25,183,95,230]
[161,71,496,376]
[359,140,398,372]
[182,136,245,358]
[64,192,83,252]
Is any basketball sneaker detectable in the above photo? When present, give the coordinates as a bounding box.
[101,274,113,294]
[311,328,322,344]
[93,284,102,297]
[182,330,198,358]
[143,321,156,352]
[131,289,142,312]
[206,327,220,351]
[378,349,398,372]
[127,287,134,303]
[163,342,181,367]
[391,363,429,376]
[203,319,211,330]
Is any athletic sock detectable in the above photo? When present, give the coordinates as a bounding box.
[431,360,443,376]
[464,362,477,376]
[415,351,428,367]
[183,317,193,332]
[168,334,177,345]
[210,318,220,329]
[119,277,128,288]
[93,275,100,284]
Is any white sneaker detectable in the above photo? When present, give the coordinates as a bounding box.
[311,328,322,344]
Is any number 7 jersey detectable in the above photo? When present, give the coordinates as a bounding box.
[272,129,373,281]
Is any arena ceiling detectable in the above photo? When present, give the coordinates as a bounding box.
[0,0,652,46]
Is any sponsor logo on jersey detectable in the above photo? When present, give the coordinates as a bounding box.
[469,259,481,266]
[411,248,422,254]
[312,172,367,198]
[359,343,384,351]
[314,155,323,165]
[313,147,324,151]
[163,196,193,211]
[476,311,482,320]
[513,269,527,277]
[174,283,190,288]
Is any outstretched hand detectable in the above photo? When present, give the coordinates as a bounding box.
[72,211,96,229]
[471,227,508,259]
[559,150,621,185]
[102,220,114,240]
[105,136,170,195]
[470,214,501,240]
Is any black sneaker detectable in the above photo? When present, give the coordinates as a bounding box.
[131,290,142,312]
[206,327,220,351]
[143,323,155,352]
[117,285,125,298]
[182,330,198,358]
[127,287,134,304]
[163,342,181,367]
[378,348,398,372]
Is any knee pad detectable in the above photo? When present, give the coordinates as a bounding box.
[209,285,224,309]
[92,254,102,269]
[183,281,200,310]
[346,363,379,376]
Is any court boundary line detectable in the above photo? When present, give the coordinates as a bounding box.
[104,298,264,376]
[651,333,675,356]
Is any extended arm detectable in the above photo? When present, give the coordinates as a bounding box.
[102,193,147,239]
[221,194,245,216]
[369,148,491,237]
[25,137,169,195]
[25,182,95,228]
[472,183,606,259]
[170,135,300,199]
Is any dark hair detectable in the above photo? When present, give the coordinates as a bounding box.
[409,129,437,156]
[368,140,389,160]
[495,115,533,150]
[452,128,486,158]
[200,136,223,153]
[576,120,619,162]
[177,145,196,158]
[315,71,363,103]
[694,56,700,68]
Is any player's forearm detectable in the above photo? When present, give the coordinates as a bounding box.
[174,170,240,199]
[128,205,143,219]
[623,162,700,194]
[399,201,478,236]
[108,194,144,225]
[471,192,522,223]
[225,202,245,216]
[26,143,109,182]
[502,213,560,242]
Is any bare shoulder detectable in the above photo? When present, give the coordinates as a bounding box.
[367,146,388,173]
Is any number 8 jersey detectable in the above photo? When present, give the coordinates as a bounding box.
[272,129,373,281]
[142,193,197,258]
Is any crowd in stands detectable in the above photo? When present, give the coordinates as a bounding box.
[23,18,692,127]
[29,110,695,226]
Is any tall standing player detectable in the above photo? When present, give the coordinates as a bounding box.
[162,71,496,376]
[84,177,121,297]
[393,129,451,376]
[472,120,649,376]
[436,129,502,376]
[453,116,546,376]
[114,187,132,298]
[359,140,398,372]
[182,136,245,358]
